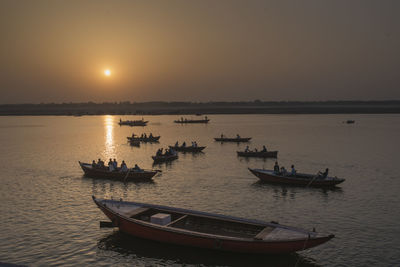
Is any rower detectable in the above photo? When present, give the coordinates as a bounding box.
[318,168,329,178]
[120,161,128,172]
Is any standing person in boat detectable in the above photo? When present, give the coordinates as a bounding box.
[291,165,296,176]
[108,159,114,172]
[318,168,329,178]
[274,161,280,174]
[120,161,128,172]
[262,145,267,152]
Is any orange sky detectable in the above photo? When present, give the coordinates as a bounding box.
[0,0,399,103]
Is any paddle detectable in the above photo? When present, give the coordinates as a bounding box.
[306,173,319,187]
[124,168,131,182]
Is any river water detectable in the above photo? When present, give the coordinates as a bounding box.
[0,114,399,266]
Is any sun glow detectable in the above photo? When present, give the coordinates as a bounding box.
[104,69,111,76]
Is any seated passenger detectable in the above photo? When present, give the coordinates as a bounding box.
[92,160,96,168]
[133,164,142,171]
[175,141,179,147]
[262,145,267,152]
[280,166,287,176]
[236,134,240,138]
[245,146,250,152]
[291,165,296,176]
[113,159,118,169]
[108,159,114,172]
[273,161,280,174]
[182,141,186,147]
[149,133,153,138]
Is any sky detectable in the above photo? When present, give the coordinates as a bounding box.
[0,0,399,104]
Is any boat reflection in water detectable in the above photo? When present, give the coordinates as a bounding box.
[97,231,321,267]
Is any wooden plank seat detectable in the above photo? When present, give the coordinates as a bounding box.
[254,226,275,240]
[165,215,188,227]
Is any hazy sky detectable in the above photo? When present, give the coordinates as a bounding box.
[0,0,399,104]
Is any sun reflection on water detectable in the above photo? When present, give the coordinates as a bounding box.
[103,115,115,159]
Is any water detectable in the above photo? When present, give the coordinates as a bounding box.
[0,114,399,266]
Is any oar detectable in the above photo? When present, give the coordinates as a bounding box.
[124,168,131,182]
[306,174,319,187]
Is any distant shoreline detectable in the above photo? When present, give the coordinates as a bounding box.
[1,101,400,116]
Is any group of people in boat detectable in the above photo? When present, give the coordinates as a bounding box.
[174,141,199,147]
[131,133,155,139]
[244,145,268,153]
[155,148,177,157]
[273,162,329,178]
[220,134,242,139]
[91,158,142,172]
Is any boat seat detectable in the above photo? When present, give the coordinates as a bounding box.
[122,207,150,218]
[254,226,274,240]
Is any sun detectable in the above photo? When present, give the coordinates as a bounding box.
[104,69,111,76]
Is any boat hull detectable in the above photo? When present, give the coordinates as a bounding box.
[93,197,334,254]
[237,151,278,158]
[127,136,160,142]
[248,168,345,187]
[152,155,178,163]
[168,146,205,152]
[79,162,157,181]
[215,137,251,142]
[174,119,209,124]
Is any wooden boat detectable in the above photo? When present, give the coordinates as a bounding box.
[79,162,158,181]
[152,154,178,163]
[168,145,205,152]
[119,119,148,126]
[174,118,210,124]
[93,196,334,254]
[214,137,252,142]
[127,136,160,143]
[345,120,355,124]
[237,151,278,158]
[248,168,345,187]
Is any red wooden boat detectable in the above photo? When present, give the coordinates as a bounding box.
[237,151,278,158]
[248,168,345,187]
[79,162,158,181]
[93,196,334,254]
[168,145,206,152]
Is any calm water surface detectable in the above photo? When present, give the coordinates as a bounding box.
[0,114,399,266]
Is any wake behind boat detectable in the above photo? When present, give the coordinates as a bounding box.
[93,196,334,254]
[248,168,345,187]
[79,162,159,181]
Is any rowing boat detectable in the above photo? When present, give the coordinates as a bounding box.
[119,119,148,126]
[79,162,158,181]
[168,146,205,152]
[237,151,278,158]
[174,118,210,124]
[93,196,334,254]
[248,168,345,187]
[152,154,178,163]
[127,136,160,142]
[214,137,252,142]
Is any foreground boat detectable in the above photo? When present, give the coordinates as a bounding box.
[127,136,160,143]
[93,196,334,254]
[248,168,345,187]
[215,137,252,142]
[237,151,278,158]
[119,119,148,126]
[169,145,206,152]
[79,162,158,181]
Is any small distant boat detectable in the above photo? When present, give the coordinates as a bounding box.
[152,154,178,163]
[119,118,148,126]
[168,145,206,153]
[93,196,335,254]
[174,117,210,124]
[237,151,278,158]
[127,136,160,143]
[248,168,345,187]
[215,137,252,142]
[79,162,158,181]
[345,120,355,124]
